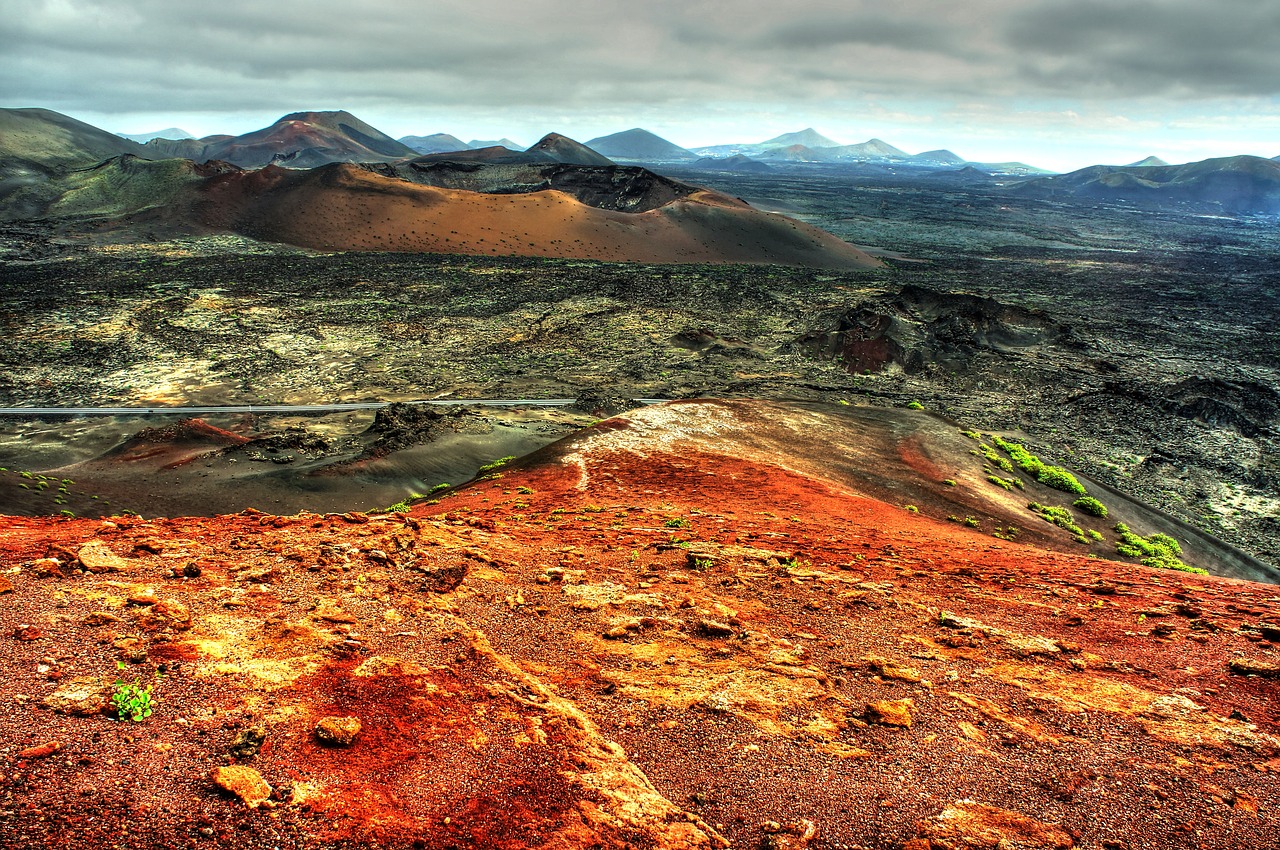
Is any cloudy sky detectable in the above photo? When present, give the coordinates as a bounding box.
[3,0,1278,171]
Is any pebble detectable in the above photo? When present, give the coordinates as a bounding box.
[865,699,916,728]
[211,765,272,807]
[315,715,361,746]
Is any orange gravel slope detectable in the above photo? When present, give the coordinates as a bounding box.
[191,164,881,269]
[0,400,1277,849]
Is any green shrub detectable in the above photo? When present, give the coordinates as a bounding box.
[992,436,1085,495]
[1113,523,1204,574]
[1073,496,1108,518]
[111,663,155,722]
[429,482,451,494]
[1028,502,1084,538]
[906,401,925,411]
[477,456,516,474]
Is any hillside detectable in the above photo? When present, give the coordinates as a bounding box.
[2,399,1277,849]
[185,163,878,268]
[584,128,698,162]
[526,133,615,167]
[0,108,152,195]
[1013,155,1280,213]
[398,133,471,155]
[130,111,420,169]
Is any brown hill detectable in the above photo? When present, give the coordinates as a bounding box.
[526,132,615,166]
[188,163,880,268]
[144,111,419,169]
[1,399,1277,849]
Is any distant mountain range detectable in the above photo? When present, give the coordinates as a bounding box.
[117,127,194,143]
[6,107,1280,216]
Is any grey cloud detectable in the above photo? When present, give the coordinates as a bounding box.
[1006,0,1280,96]
[1,0,1278,126]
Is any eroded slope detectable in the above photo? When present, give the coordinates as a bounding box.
[1,401,1278,849]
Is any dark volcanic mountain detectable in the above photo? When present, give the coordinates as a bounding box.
[208,111,418,167]
[583,128,697,162]
[1014,154,1280,213]
[143,111,419,169]
[398,133,471,155]
[526,133,614,166]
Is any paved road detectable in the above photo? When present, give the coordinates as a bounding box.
[0,399,670,417]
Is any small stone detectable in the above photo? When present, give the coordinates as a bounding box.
[697,619,735,638]
[603,626,630,640]
[313,598,358,624]
[865,698,916,728]
[182,563,202,578]
[41,677,112,716]
[229,726,267,759]
[866,655,923,683]
[81,612,121,626]
[0,575,12,594]
[77,541,131,573]
[315,715,361,746]
[1229,658,1280,678]
[17,742,61,760]
[13,625,43,641]
[211,765,272,807]
[127,587,159,606]
[31,558,63,577]
[1258,623,1280,642]
[916,801,1074,849]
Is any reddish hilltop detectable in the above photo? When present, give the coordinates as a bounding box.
[0,400,1277,848]
[189,163,880,269]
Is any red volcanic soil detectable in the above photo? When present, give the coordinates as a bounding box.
[1,401,1278,848]
[190,164,880,269]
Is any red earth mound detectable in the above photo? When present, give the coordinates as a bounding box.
[0,400,1276,848]
[189,163,880,269]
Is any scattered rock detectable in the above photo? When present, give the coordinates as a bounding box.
[30,557,63,577]
[127,587,159,606]
[1005,635,1061,657]
[865,699,916,728]
[867,655,923,683]
[76,541,131,573]
[41,678,112,716]
[0,575,12,594]
[13,625,43,641]
[81,612,121,626]
[137,599,191,631]
[229,726,267,759]
[1228,658,1280,678]
[697,619,735,638]
[17,741,61,760]
[313,598,358,624]
[416,563,468,593]
[938,612,988,632]
[761,818,817,849]
[1258,623,1280,642]
[911,800,1074,849]
[211,765,272,807]
[315,715,361,747]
